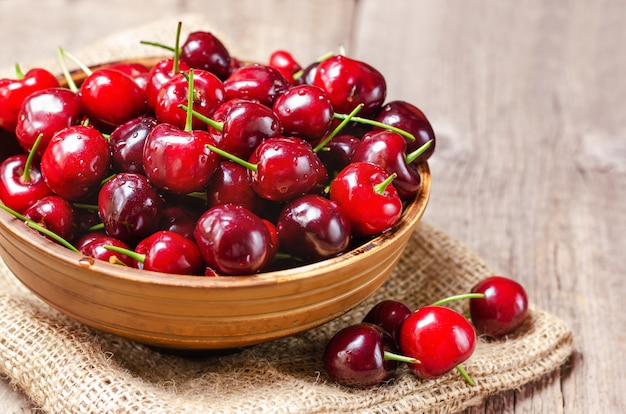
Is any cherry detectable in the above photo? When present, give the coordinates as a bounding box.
[79,68,148,128]
[158,205,200,241]
[268,50,302,83]
[469,276,529,337]
[374,100,436,162]
[313,55,386,117]
[0,66,60,133]
[23,195,77,242]
[362,299,412,342]
[351,130,421,200]
[272,84,333,141]
[399,305,476,380]
[316,134,359,176]
[76,232,136,267]
[145,58,190,110]
[277,194,351,262]
[106,61,150,92]
[40,125,111,201]
[323,323,412,388]
[97,172,164,245]
[329,161,402,237]
[180,31,232,81]
[223,63,290,107]
[109,116,158,174]
[15,87,83,157]
[194,204,273,275]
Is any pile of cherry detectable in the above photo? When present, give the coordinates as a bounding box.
[324,275,529,388]
[0,24,435,276]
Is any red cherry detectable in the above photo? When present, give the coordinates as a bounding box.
[272,84,333,141]
[362,299,412,342]
[470,276,529,337]
[180,31,232,81]
[134,230,204,275]
[158,205,200,241]
[40,125,111,201]
[399,305,476,379]
[144,58,190,110]
[316,134,359,176]
[109,116,158,174]
[77,232,136,267]
[0,154,53,213]
[23,195,77,243]
[107,62,150,92]
[268,50,302,83]
[224,63,290,107]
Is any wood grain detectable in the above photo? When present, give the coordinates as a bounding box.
[0,0,624,412]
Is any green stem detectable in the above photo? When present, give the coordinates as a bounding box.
[14,63,24,79]
[373,173,397,195]
[184,69,194,132]
[103,244,146,264]
[60,48,93,76]
[179,104,223,131]
[139,40,177,53]
[456,365,475,386]
[186,191,208,201]
[22,134,43,183]
[383,351,420,364]
[405,140,433,164]
[205,144,258,172]
[431,293,485,307]
[173,21,182,74]
[332,113,416,142]
[313,103,363,153]
[87,223,105,232]
[57,47,78,93]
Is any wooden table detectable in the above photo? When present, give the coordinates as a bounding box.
[1,1,624,412]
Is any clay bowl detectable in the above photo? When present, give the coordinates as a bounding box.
[0,58,431,350]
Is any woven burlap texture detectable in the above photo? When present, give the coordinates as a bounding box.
[0,15,573,413]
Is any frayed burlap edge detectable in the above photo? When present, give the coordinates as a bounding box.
[0,221,573,414]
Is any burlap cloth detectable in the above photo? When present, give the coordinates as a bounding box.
[0,15,573,414]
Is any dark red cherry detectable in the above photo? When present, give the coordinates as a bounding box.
[144,58,190,110]
[0,154,53,213]
[277,194,351,262]
[194,204,273,275]
[0,67,60,133]
[158,205,200,241]
[272,84,333,141]
[399,305,476,379]
[40,125,111,202]
[15,87,83,157]
[374,100,436,162]
[180,31,232,80]
[269,50,302,84]
[77,232,136,267]
[97,172,164,245]
[362,299,412,342]
[23,195,77,242]
[109,116,158,174]
[469,276,529,337]
[79,68,148,128]
[313,55,386,117]
[316,134,359,176]
[223,63,290,107]
[134,230,204,275]
[323,323,400,388]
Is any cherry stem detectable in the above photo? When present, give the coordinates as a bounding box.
[173,21,182,74]
[88,223,105,232]
[139,40,177,53]
[0,204,79,253]
[431,293,486,307]
[60,48,93,77]
[72,203,99,211]
[374,173,397,195]
[22,134,43,183]
[205,144,258,172]
[14,63,24,79]
[383,351,420,364]
[332,113,416,142]
[103,244,146,264]
[184,69,194,132]
[57,47,78,93]
[179,104,224,131]
[405,140,433,164]
[313,103,363,153]
[456,365,475,386]
[292,50,334,80]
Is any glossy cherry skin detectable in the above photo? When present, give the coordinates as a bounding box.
[351,130,421,200]
[209,98,281,160]
[109,116,158,174]
[374,100,436,162]
[272,84,333,141]
[399,305,476,379]
[154,69,225,131]
[329,162,402,237]
[470,276,529,337]
[224,63,290,107]
[135,230,204,275]
[277,194,351,262]
[316,134,359,176]
[323,323,399,388]
[194,204,273,275]
[76,232,136,267]
[79,68,148,128]
[40,125,111,202]
[97,172,164,245]
[269,50,302,84]
[362,299,412,342]
[0,68,60,133]
[0,154,53,213]
[313,55,386,117]
[144,58,190,110]
[143,123,220,194]
[181,31,232,81]
[158,205,200,241]
[248,136,326,202]
[15,87,83,157]
[107,61,150,92]
[23,195,77,242]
